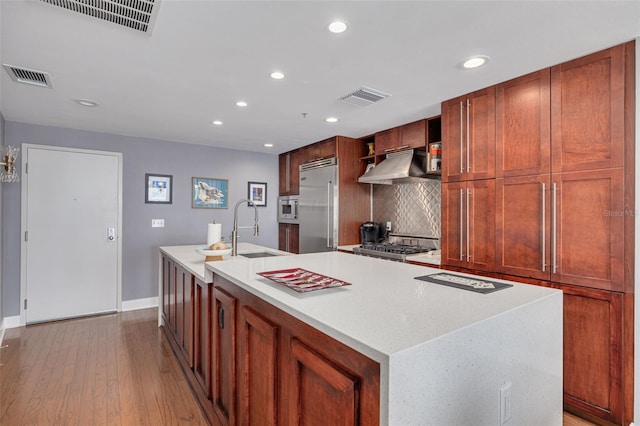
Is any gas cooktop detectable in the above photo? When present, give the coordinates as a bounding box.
[353,234,439,262]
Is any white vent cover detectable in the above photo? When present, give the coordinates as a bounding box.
[341,86,391,106]
[3,64,53,88]
[38,0,161,33]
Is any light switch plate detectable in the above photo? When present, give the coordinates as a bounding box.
[152,219,165,228]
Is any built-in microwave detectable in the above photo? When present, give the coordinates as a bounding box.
[278,195,299,223]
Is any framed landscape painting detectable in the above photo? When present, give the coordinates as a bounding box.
[145,173,172,204]
[192,177,228,208]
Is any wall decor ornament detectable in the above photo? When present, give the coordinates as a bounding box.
[247,181,267,207]
[192,177,228,208]
[145,173,172,204]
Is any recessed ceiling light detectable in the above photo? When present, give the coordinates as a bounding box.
[236,101,248,107]
[212,120,223,126]
[463,55,490,69]
[74,98,99,107]
[270,71,285,80]
[328,21,347,33]
[325,117,339,123]
[264,143,273,148]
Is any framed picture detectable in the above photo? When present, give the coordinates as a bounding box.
[192,177,228,208]
[247,181,267,207]
[145,173,173,204]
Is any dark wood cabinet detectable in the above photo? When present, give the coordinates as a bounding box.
[194,277,211,398]
[279,150,300,195]
[237,306,279,426]
[441,87,495,182]
[212,287,237,426]
[373,121,426,156]
[300,138,336,164]
[496,69,551,177]
[176,265,194,367]
[374,127,400,155]
[162,255,172,327]
[551,44,625,173]
[278,223,299,254]
[441,179,495,272]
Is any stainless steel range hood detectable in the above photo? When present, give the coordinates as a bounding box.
[358,149,428,185]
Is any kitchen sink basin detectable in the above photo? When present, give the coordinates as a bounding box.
[240,252,280,259]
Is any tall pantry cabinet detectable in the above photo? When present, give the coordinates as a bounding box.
[442,41,635,425]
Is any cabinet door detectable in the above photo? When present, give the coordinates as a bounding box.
[314,139,337,161]
[278,224,300,254]
[467,87,496,180]
[496,175,551,280]
[168,259,176,332]
[560,285,627,424]
[552,169,624,291]
[194,278,211,398]
[183,271,194,368]
[212,287,237,425]
[496,69,551,177]
[467,179,495,271]
[374,127,400,155]
[441,97,465,182]
[287,338,361,426]
[441,181,466,268]
[289,150,300,195]
[400,119,426,150]
[162,255,171,323]
[551,44,625,173]
[289,224,299,254]
[278,223,288,252]
[176,266,185,349]
[278,153,287,195]
[238,307,279,426]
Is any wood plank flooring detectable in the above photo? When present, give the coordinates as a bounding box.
[0,308,207,426]
[0,308,596,425]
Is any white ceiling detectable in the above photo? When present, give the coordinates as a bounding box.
[1,1,639,155]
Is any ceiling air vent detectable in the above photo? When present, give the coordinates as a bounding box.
[38,0,161,33]
[341,86,391,107]
[3,64,53,88]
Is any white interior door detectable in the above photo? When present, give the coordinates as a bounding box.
[21,145,122,324]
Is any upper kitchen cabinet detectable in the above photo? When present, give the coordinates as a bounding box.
[496,69,551,177]
[299,138,336,164]
[374,119,427,156]
[441,87,496,182]
[551,44,626,173]
[279,150,300,195]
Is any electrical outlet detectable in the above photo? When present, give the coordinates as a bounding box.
[386,221,392,231]
[152,219,165,228]
[500,382,512,424]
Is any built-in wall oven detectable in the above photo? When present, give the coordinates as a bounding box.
[278,195,299,223]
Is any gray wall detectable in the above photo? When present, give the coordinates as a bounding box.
[2,121,279,317]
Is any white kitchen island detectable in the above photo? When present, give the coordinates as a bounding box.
[205,250,563,426]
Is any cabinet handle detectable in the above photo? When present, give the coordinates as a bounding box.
[396,145,409,150]
[327,182,333,248]
[552,182,558,274]
[466,189,471,262]
[459,189,464,261]
[541,182,546,272]
[218,306,224,329]
[384,147,396,153]
[459,101,464,174]
[466,99,471,173]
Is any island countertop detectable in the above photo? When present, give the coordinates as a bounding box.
[205,251,560,361]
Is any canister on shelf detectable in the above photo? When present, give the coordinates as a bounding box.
[430,143,442,158]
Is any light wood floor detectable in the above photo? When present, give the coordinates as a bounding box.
[0,308,596,425]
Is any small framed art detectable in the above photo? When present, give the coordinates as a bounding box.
[247,181,267,207]
[145,173,173,204]
[192,177,229,208]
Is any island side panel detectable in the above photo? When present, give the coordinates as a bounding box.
[386,292,563,425]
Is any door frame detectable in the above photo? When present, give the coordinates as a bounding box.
[19,144,123,326]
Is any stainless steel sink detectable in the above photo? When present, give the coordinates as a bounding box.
[240,252,280,259]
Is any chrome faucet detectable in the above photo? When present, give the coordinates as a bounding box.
[231,198,259,256]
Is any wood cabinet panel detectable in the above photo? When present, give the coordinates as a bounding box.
[212,287,237,425]
[162,255,171,324]
[441,179,495,271]
[553,169,625,291]
[441,87,495,181]
[194,277,211,398]
[551,44,625,173]
[496,69,551,177]
[496,175,551,280]
[374,127,400,155]
[287,338,359,426]
[238,307,279,426]
[279,151,300,196]
[400,119,427,150]
[278,223,299,254]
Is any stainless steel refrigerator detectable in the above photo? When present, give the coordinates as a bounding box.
[298,158,339,253]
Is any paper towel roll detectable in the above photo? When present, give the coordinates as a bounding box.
[207,223,222,246]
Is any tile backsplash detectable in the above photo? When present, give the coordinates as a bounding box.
[372,179,441,238]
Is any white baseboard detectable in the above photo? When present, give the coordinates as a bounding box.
[121,296,158,312]
[3,315,21,329]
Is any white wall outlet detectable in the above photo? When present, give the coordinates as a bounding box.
[152,219,165,228]
[500,382,512,424]
[386,221,392,231]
